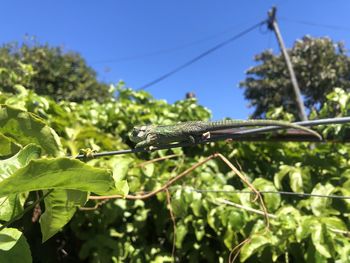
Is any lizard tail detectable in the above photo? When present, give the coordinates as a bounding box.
[208,119,322,140]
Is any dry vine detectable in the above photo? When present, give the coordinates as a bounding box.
[87,153,270,262]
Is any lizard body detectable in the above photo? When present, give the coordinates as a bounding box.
[129,119,322,149]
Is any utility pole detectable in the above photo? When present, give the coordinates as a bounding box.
[267,7,308,121]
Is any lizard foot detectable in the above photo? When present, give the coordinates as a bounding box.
[148,146,158,151]
[202,132,211,140]
[78,148,97,160]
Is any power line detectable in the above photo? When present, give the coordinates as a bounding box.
[137,19,267,90]
[177,187,350,200]
[280,17,350,32]
[90,22,251,64]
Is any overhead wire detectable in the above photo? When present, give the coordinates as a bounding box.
[279,17,350,32]
[137,19,267,90]
[176,187,350,200]
[90,22,252,64]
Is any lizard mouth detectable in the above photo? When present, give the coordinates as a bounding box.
[129,127,147,142]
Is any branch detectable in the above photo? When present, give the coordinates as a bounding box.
[89,155,216,200]
[217,198,277,219]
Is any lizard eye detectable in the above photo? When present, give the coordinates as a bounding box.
[130,125,149,140]
[137,131,145,138]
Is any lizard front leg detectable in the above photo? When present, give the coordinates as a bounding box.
[201,132,211,140]
[135,133,158,149]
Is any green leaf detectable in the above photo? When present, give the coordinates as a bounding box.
[223,229,236,249]
[289,169,303,193]
[0,194,27,222]
[306,237,328,263]
[274,165,291,189]
[175,224,187,248]
[321,217,347,231]
[189,191,203,217]
[0,133,21,159]
[296,216,315,242]
[338,244,350,263]
[0,157,119,197]
[0,144,41,182]
[0,227,22,251]
[40,189,88,242]
[310,183,338,216]
[274,165,304,193]
[141,163,154,177]
[111,157,132,181]
[0,144,41,221]
[115,180,129,196]
[0,104,63,156]
[311,223,333,258]
[253,178,281,211]
[0,228,31,263]
[207,207,222,233]
[240,234,271,262]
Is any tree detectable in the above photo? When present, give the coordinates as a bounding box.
[240,36,350,119]
[0,41,110,102]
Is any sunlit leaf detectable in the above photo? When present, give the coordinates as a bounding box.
[0,227,31,263]
[141,163,154,177]
[311,223,333,258]
[0,105,63,156]
[0,227,22,251]
[310,183,338,216]
[0,133,21,159]
[0,144,41,221]
[253,178,281,211]
[40,189,88,242]
[240,234,272,262]
[0,158,118,197]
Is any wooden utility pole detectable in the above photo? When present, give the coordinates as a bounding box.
[267,7,308,121]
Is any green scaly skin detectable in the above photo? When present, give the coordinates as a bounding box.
[129,119,322,149]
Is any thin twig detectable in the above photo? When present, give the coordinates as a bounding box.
[229,238,251,263]
[165,188,176,259]
[79,199,110,211]
[217,199,277,218]
[88,153,272,263]
[89,155,216,200]
[135,154,180,167]
[213,153,271,263]
[215,153,270,229]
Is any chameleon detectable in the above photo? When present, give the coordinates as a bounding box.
[129,119,322,149]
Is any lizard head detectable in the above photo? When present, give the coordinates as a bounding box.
[129,125,153,143]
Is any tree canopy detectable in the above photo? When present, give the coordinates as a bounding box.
[0,41,110,102]
[240,36,350,119]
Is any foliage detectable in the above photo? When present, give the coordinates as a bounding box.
[0,41,110,102]
[240,36,350,119]
[0,62,349,262]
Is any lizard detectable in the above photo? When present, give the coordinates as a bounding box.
[129,119,322,149]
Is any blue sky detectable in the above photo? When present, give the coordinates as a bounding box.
[2,0,350,119]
